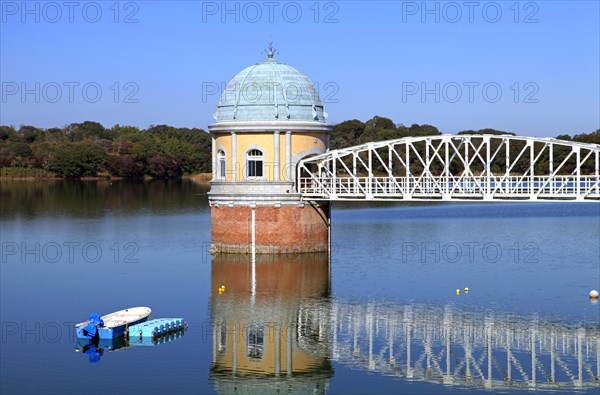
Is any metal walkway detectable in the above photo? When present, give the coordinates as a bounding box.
[298,135,600,201]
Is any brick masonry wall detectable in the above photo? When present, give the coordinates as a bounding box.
[211,203,329,253]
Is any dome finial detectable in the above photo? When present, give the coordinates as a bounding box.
[264,37,277,59]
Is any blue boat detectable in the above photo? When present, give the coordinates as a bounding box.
[75,307,151,340]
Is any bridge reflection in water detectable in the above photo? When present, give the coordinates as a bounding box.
[209,254,600,393]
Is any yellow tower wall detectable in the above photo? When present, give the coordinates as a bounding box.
[214,132,327,182]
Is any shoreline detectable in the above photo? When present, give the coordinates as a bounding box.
[0,173,213,183]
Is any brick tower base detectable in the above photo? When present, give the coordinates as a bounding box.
[210,202,329,254]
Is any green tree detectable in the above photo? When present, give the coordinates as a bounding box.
[556,134,572,141]
[572,129,600,144]
[48,143,107,178]
[65,121,109,141]
[18,125,43,143]
[331,119,366,149]
[161,138,200,174]
[408,124,441,136]
[0,126,17,141]
[9,142,33,158]
[131,140,159,163]
[364,116,395,131]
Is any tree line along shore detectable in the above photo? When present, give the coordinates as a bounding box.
[1,117,598,179]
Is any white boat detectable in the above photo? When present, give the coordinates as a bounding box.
[75,307,151,339]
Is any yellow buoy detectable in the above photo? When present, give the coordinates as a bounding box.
[456,289,460,295]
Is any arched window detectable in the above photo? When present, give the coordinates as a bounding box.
[246,324,264,360]
[218,321,226,353]
[217,149,226,180]
[246,149,264,178]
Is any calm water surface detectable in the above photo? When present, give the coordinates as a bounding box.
[1,180,599,394]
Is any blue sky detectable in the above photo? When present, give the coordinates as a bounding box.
[1,1,598,137]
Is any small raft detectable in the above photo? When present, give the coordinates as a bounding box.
[127,318,187,339]
[129,330,186,347]
[75,307,151,339]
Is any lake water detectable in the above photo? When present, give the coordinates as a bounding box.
[1,180,599,394]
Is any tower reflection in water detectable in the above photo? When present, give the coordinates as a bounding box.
[210,253,600,393]
[209,253,332,394]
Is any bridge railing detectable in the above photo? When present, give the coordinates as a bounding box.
[298,135,600,201]
[299,175,600,200]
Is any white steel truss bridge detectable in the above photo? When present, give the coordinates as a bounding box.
[297,135,600,201]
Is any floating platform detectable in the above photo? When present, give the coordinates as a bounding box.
[129,330,185,347]
[127,318,187,339]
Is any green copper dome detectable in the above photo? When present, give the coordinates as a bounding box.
[213,50,328,123]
